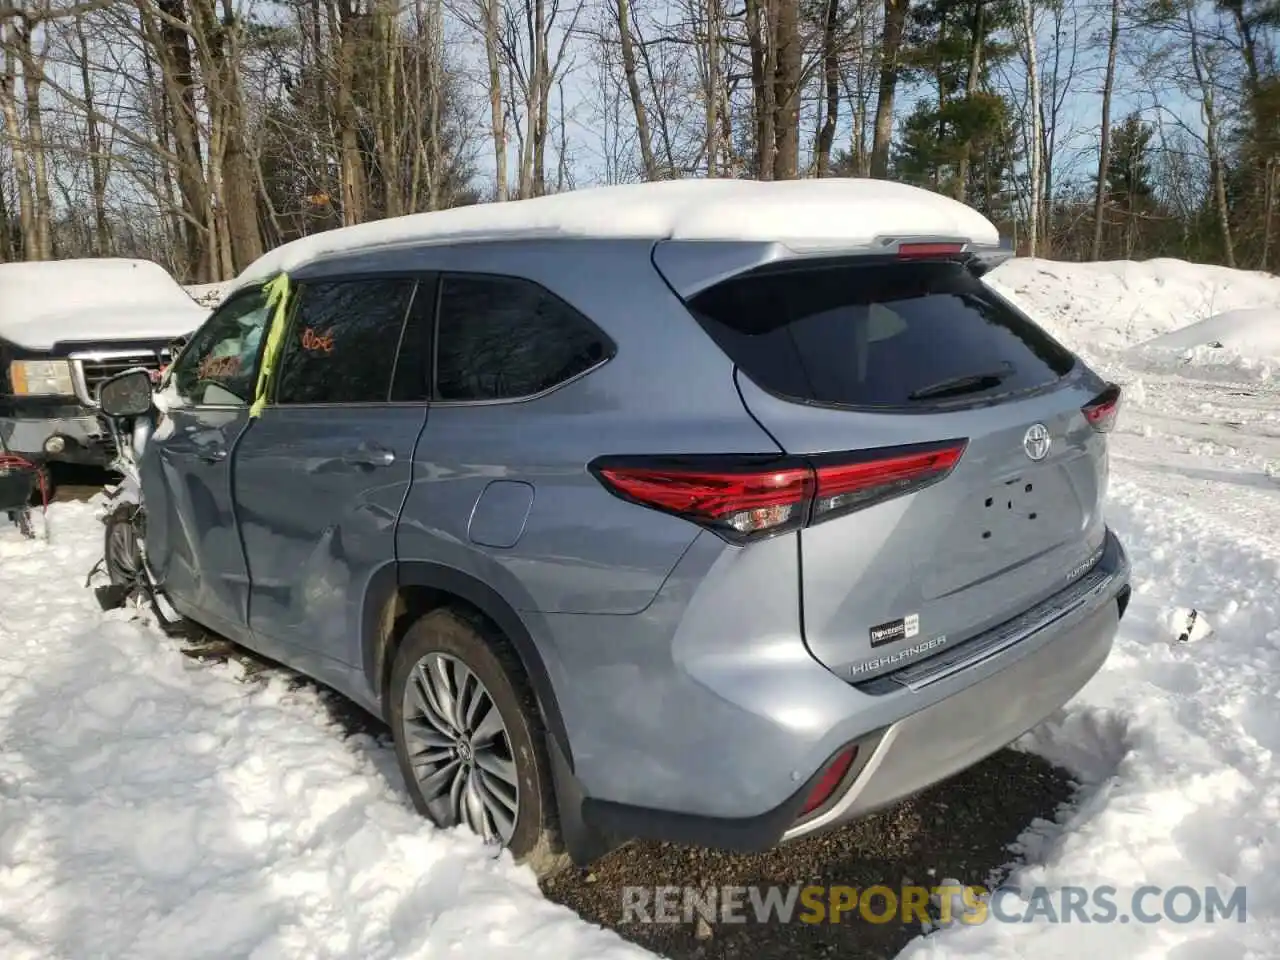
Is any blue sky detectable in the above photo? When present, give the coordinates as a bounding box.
[447,0,1215,201]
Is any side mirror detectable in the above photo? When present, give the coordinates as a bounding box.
[97,368,154,418]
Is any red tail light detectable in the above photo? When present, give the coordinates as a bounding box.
[799,745,859,816]
[812,444,966,521]
[591,440,967,544]
[897,242,965,259]
[593,460,813,541]
[1084,383,1122,433]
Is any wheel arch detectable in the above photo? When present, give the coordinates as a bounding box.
[361,560,574,771]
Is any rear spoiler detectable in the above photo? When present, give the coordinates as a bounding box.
[652,237,1017,299]
[965,244,1014,278]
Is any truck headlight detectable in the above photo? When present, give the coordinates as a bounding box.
[9,359,76,397]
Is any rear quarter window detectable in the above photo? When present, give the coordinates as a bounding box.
[688,259,1076,409]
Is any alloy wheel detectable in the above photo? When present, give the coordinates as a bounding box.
[401,651,521,845]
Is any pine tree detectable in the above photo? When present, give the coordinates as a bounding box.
[889,0,1020,220]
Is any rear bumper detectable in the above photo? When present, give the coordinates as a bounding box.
[783,579,1119,841]
[0,408,113,465]
[554,527,1129,860]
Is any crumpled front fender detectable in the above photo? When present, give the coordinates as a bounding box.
[102,475,143,511]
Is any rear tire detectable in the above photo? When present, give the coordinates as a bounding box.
[388,608,569,878]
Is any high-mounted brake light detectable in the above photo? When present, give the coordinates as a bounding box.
[897,242,966,259]
[1083,383,1122,433]
[591,440,967,544]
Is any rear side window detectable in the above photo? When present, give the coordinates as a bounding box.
[689,260,1075,408]
[275,278,417,405]
[435,274,611,401]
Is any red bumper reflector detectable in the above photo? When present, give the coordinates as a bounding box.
[799,745,859,817]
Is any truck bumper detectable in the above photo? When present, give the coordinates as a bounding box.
[0,408,113,465]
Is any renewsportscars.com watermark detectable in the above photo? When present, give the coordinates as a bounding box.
[620,884,1248,927]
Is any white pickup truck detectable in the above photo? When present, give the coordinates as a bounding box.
[0,258,207,470]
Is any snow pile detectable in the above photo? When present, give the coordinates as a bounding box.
[0,258,208,351]
[901,478,1280,958]
[1128,307,1280,381]
[987,257,1280,362]
[0,502,646,960]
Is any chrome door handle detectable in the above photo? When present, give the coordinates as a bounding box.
[199,446,228,463]
[343,444,395,468]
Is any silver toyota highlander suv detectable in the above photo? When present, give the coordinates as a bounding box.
[95,179,1131,875]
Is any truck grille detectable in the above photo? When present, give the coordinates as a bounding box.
[71,350,169,407]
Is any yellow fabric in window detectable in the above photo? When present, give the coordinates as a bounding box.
[249,272,292,418]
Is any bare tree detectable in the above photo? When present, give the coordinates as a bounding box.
[1016,0,1042,254]
[1092,0,1119,259]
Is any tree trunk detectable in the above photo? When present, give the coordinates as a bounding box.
[745,0,774,177]
[333,0,368,224]
[1091,0,1118,260]
[1186,4,1234,267]
[955,0,985,203]
[1263,159,1275,271]
[615,0,656,178]
[140,36,185,266]
[1225,0,1259,87]
[772,0,801,179]
[0,156,11,261]
[483,0,507,200]
[533,0,550,195]
[814,0,840,176]
[75,16,110,255]
[217,0,264,269]
[150,0,209,276]
[635,25,677,172]
[702,0,720,176]
[516,0,542,197]
[870,0,907,178]
[1019,0,1041,256]
[0,35,36,259]
[15,24,52,258]
[372,0,403,217]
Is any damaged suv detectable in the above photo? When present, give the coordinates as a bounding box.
[0,258,205,472]
[95,179,1131,874]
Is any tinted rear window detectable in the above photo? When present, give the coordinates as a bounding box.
[688,260,1075,408]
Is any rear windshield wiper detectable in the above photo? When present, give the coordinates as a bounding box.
[908,368,1012,402]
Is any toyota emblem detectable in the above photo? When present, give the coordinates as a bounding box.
[1023,423,1051,461]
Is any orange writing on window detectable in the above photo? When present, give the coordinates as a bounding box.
[302,327,335,354]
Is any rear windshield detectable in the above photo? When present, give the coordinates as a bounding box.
[688,259,1075,408]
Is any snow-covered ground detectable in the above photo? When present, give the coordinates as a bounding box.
[4,255,1280,958]
[0,509,647,960]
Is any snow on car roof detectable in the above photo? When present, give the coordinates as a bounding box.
[232,178,1001,290]
[0,258,207,351]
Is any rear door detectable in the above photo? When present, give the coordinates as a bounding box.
[686,255,1115,681]
[232,275,430,682]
